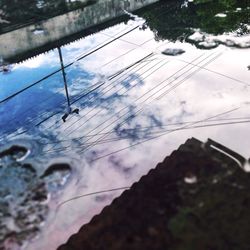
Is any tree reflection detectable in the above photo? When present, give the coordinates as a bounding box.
[139,0,249,48]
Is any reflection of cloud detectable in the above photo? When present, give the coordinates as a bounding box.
[108,155,135,177]
[187,29,250,49]
[148,114,162,127]
[121,73,144,88]
[2,18,250,250]
[14,51,59,69]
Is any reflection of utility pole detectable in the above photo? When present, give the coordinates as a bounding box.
[58,46,70,108]
[57,47,79,122]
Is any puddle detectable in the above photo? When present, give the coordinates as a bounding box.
[0,0,249,249]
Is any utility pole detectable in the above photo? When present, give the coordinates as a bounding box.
[58,46,70,108]
[58,46,79,122]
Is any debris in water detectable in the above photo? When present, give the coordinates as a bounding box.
[184,173,198,184]
[215,13,227,18]
[162,48,185,56]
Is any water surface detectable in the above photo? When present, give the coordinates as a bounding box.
[0,0,249,249]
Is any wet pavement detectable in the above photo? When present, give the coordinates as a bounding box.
[0,0,250,249]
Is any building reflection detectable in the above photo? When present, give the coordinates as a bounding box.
[0,0,158,65]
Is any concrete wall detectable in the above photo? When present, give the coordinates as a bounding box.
[0,0,158,64]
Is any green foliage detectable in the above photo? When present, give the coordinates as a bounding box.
[139,0,250,44]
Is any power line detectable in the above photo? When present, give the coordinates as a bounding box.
[39,116,250,144]
[0,25,140,136]
[0,25,140,105]
[48,38,170,133]
[42,57,169,152]
[0,51,155,140]
[57,186,130,210]
[91,107,240,161]
[62,57,168,135]
[49,118,250,149]
[43,53,156,133]
[44,52,218,153]
[176,58,250,87]
[72,52,223,154]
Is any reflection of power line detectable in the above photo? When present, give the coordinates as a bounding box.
[76,52,220,143]
[176,58,250,87]
[40,116,250,144]
[45,107,241,156]
[156,53,223,99]
[57,187,130,210]
[54,53,213,151]
[90,108,240,161]
[3,28,158,135]
[62,56,167,135]
[55,118,248,209]
[0,33,155,139]
[1,53,153,140]
[72,52,223,153]
[43,57,169,152]
[81,53,223,154]
[100,36,157,68]
[51,118,250,148]
[1,31,167,140]
[0,28,139,136]
[43,53,156,133]
[44,52,216,153]
[0,81,106,140]
[48,38,169,132]
[0,25,140,105]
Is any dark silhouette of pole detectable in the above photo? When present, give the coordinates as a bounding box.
[58,46,70,108]
[58,46,79,122]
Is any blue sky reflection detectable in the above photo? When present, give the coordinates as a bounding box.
[0,16,250,250]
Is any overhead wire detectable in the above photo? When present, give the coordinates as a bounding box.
[45,38,170,132]
[0,25,140,105]
[1,51,155,140]
[43,52,157,133]
[70,52,224,154]
[44,52,219,153]
[91,107,241,161]
[46,118,250,149]
[0,32,158,139]
[57,186,130,210]
[175,58,250,87]
[39,116,250,144]
[61,56,169,135]
[0,24,140,130]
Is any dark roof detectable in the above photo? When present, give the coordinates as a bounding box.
[57,137,250,250]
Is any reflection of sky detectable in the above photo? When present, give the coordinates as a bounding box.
[0,17,250,250]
